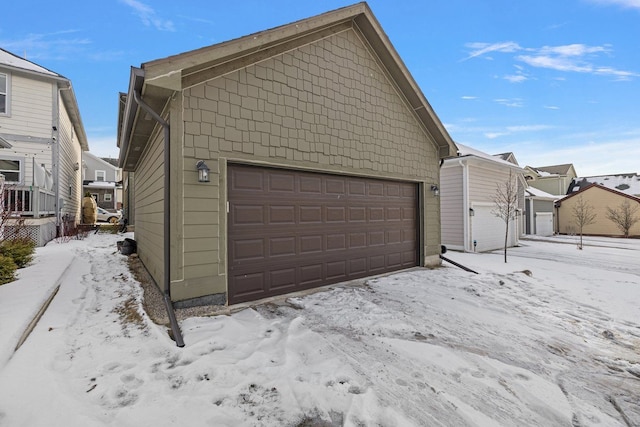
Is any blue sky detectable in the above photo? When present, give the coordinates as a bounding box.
[1,0,639,176]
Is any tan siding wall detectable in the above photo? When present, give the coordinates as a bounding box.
[0,74,53,138]
[57,100,83,219]
[135,126,166,289]
[557,187,640,236]
[440,164,464,248]
[175,28,441,301]
[529,176,571,196]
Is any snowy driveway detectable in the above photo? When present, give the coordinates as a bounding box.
[0,234,638,426]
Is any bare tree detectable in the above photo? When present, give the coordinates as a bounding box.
[492,170,519,263]
[571,195,597,249]
[606,199,640,237]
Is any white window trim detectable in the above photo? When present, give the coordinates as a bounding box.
[0,155,23,184]
[95,170,106,182]
[0,71,10,116]
[104,193,112,202]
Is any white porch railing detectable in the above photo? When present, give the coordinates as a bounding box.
[3,186,56,218]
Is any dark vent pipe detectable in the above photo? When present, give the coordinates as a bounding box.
[133,89,185,347]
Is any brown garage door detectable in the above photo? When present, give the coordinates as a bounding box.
[227,164,418,304]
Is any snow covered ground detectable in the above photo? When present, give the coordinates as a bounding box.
[0,233,639,426]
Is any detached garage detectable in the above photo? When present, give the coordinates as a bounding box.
[117,3,456,310]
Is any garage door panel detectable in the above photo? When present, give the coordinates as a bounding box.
[233,239,265,260]
[300,264,323,285]
[370,231,385,246]
[327,261,346,280]
[233,272,266,297]
[228,164,418,304]
[348,181,366,196]
[326,179,346,195]
[269,237,296,257]
[231,168,264,191]
[327,206,346,222]
[300,206,322,223]
[300,235,323,253]
[269,205,296,223]
[233,205,265,225]
[269,173,295,192]
[300,176,322,194]
[368,182,384,196]
[270,269,296,290]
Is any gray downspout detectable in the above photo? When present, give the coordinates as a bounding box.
[132,90,185,348]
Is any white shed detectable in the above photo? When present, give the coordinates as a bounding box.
[440,144,526,253]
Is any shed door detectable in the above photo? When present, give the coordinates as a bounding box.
[471,204,517,252]
[227,164,418,305]
[535,212,554,236]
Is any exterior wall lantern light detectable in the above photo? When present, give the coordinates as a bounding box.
[196,160,210,183]
[469,207,475,216]
[430,184,439,197]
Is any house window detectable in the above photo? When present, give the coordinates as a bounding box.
[104,193,112,202]
[95,170,106,182]
[0,158,21,183]
[0,72,8,115]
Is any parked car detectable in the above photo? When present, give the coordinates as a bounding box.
[96,207,122,224]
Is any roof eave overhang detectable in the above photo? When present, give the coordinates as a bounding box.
[118,67,146,171]
[58,81,89,151]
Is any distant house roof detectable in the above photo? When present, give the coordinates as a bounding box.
[568,173,640,196]
[559,182,640,205]
[101,157,119,167]
[525,187,557,200]
[0,48,60,77]
[454,143,523,170]
[529,164,575,176]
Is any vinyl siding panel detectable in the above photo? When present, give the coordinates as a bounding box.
[57,100,83,219]
[468,165,514,202]
[0,73,52,138]
[440,164,464,248]
[134,125,166,289]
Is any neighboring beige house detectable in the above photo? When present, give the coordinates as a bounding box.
[440,144,525,253]
[82,151,122,211]
[567,173,640,198]
[556,183,640,237]
[117,3,456,308]
[0,48,88,245]
[524,164,577,196]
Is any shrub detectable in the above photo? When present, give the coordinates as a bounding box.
[0,238,36,268]
[0,255,17,285]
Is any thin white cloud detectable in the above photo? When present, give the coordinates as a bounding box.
[506,125,554,132]
[0,30,91,61]
[465,41,638,81]
[587,0,640,10]
[463,42,521,61]
[120,0,175,32]
[504,74,527,83]
[494,98,524,108]
[544,105,560,110]
[461,96,477,100]
[485,132,509,139]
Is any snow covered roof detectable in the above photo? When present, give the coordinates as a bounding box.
[525,187,559,199]
[569,174,640,196]
[0,48,61,78]
[453,143,524,170]
[531,164,574,176]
